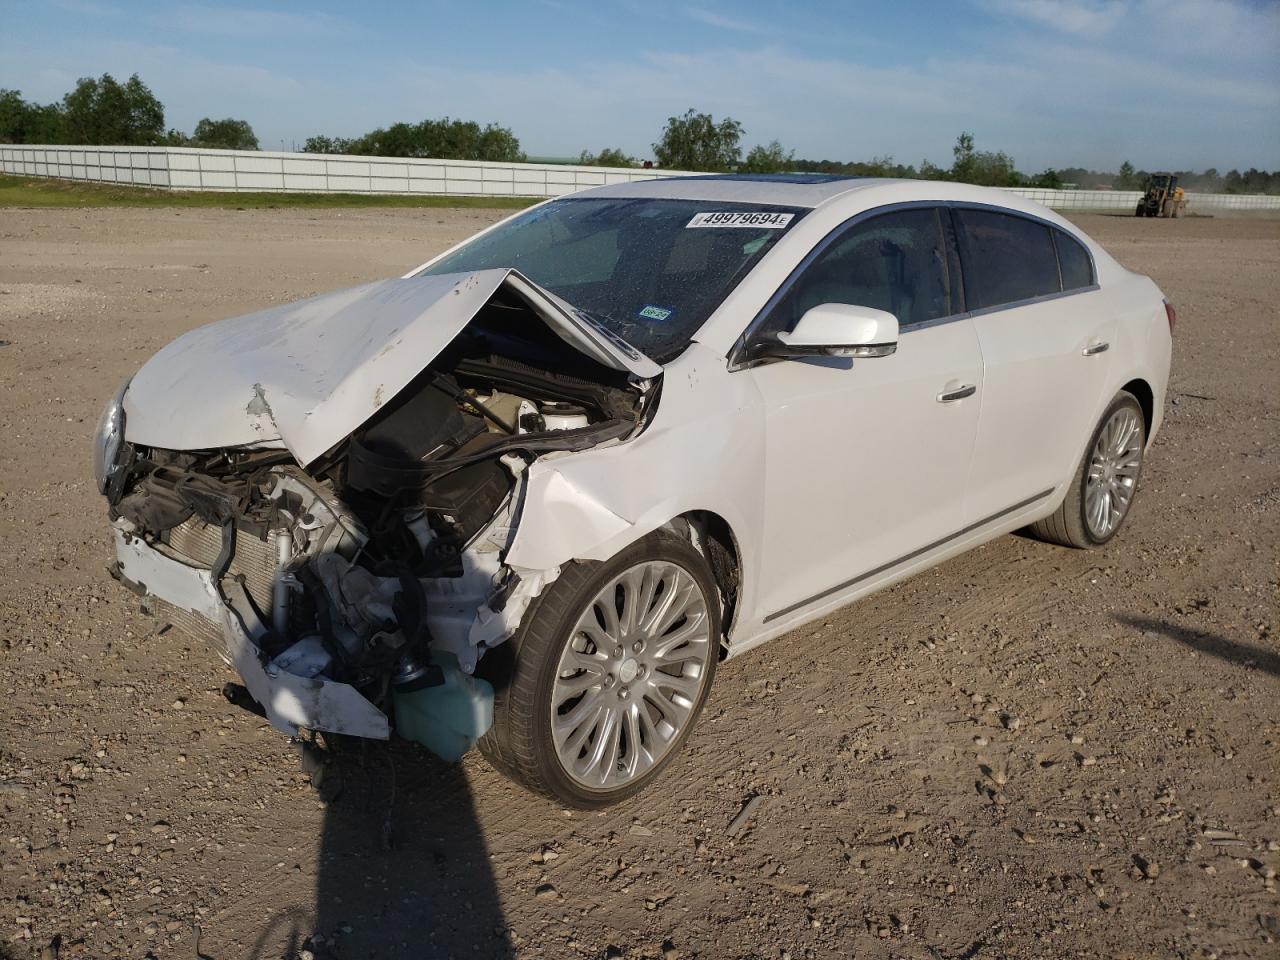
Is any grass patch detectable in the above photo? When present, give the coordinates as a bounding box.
[0,174,541,210]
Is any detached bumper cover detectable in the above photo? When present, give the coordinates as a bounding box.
[112,528,390,739]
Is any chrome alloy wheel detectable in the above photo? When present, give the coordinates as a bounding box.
[550,560,714,790]
[1084,406,1143,539]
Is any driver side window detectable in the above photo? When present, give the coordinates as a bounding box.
[770,207,953,333]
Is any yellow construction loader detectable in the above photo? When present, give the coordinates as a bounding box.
[1135,173,1187,218]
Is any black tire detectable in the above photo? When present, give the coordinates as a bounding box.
[478,529,720,808]
[1029,391,1146,549]
[1134,203,1144,217]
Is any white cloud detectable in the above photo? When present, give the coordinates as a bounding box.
[166,4,346,38]
[3,0,1275,169]
[1133,0,1280,61]
[46,0,122,17]
[337,9,1277,170]
[0,34,307,139]
[685,6,770,35]
[981,0,1125,36]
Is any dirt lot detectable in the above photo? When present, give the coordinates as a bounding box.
[0,207,1277,960]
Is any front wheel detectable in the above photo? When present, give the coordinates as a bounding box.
[1030,391,1146,548]
[478,530,720,808]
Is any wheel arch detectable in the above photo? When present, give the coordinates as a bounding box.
[502,468,750,650]
[1120,377,1155,443]
[673,509,743,650]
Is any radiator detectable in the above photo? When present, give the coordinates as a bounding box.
[165,518,279,625]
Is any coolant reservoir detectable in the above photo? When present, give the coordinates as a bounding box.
[392,652,494,762]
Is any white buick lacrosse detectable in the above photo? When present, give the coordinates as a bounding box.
[97,175,1172,806]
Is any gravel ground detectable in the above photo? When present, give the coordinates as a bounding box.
[0,208,1277,960]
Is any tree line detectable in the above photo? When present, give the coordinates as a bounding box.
[2,80,1277,194]
[302,119,522,163]
[585,113,1067,187]
[0,74,259,150]
[629,110,1280,194]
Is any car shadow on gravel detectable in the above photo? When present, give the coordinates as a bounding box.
[248,739,511,960]
[1117,615,1279,679]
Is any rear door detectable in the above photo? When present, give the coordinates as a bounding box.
[956,208,1115,523]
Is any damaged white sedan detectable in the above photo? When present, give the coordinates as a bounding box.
[97,175,1172,806]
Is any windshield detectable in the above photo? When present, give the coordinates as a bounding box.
[419,197,806,361]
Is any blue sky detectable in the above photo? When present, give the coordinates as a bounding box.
[2,0,1277,170]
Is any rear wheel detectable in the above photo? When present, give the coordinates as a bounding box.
[1030,392,1146,548]
[478,530,720,808]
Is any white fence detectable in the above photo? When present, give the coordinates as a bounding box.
[0,144,690,197]
[4,144,1279,212]
[1007,186,1280,213]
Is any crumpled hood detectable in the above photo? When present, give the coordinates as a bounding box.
[122,269,660,465]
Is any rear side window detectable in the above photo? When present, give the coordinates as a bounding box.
[956,209,1061,309]
[771,207,953,331]
[1054,229,1094,290]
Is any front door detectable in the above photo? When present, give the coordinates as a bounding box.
[745,207,984,623]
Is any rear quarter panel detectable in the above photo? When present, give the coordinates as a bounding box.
[1087,249,1172,447]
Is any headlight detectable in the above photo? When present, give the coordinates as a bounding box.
[93,379,130,498]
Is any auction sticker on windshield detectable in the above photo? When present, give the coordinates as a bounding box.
[687,211,795,229]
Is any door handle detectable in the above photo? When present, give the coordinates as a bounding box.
[937,384,977,403]
[1082,340,1110,356]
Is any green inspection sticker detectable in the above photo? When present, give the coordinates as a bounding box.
[638,305,673,322]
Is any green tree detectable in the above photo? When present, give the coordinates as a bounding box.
[577,147,633,167]
[303,135,352,154]
[1115,161,1138,189]
[0,89,30,143]
[60,73,164,145]
[473,122,524,162]
[918,159,947,180]
[26,102,66,143]
[1028,168,1065,189]
[951,131,976,182]
[791,155,919,178]
[327,117,524,161]
[948,131,1020,186]
[191,117,258,150]
[969,149,1020,186]
[741,140,793,174]
[0,88,67,144]
[653,109,743,171]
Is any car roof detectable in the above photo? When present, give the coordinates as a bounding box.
[571,174,1088,221]
[576,173,900,208]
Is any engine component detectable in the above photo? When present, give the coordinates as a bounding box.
[538,401,591,431]
[392,651,494,762]
[166,518,279,617]
[481,391,540,434]
[345,369,515,546]
[105,274,653,759]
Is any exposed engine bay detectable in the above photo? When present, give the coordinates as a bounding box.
[106,286,657,754]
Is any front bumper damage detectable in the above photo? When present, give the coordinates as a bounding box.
[98,267,660,757]
[108,454,569,749]
[113,527,391,738]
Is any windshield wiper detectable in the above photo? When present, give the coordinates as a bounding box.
[569,307,647,363]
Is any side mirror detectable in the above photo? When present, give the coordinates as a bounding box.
[771,303,899,359]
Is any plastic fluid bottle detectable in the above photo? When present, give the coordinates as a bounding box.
[392,652,495,762]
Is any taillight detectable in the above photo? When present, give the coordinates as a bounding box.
[1164,299,1176,333]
